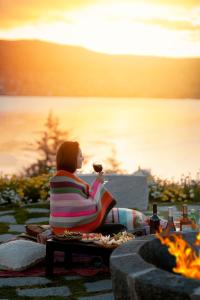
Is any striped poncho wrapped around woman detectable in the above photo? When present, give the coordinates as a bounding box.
[49,170,116,234]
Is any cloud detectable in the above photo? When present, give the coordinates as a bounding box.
[150,0,200,8]
[0,0,199,29]
[141,18,200,31]
[0,0,97,28]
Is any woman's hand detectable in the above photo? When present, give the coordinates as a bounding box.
[96,171,104,183]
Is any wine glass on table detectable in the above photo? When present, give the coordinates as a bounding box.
[92,163,108,184]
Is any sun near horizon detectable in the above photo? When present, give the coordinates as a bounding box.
[0,0,200,58]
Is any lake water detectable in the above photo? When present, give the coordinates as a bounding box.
[0,96,200,180]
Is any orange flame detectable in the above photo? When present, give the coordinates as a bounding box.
[156,232,200,279]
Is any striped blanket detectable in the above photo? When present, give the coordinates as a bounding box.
[104,207,150,231]
[105,208,168,233]
[49,170,116,234]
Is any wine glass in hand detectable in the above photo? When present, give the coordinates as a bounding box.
[93,163,108,184]
[93,163,103,173]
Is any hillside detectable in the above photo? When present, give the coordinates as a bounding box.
[0,40,199,98]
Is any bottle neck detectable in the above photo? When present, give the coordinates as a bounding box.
[153,204,157,214]
[182,205,188,218]
[168,216,174,222]
[168,207,173,218]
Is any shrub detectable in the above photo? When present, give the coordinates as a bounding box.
[0,174,51,205]
[1,172,200,206]
[149,174,200,203]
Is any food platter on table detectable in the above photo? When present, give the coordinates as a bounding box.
[53,232,102,242]
[52,231,135,248]
[93,231,135,249]
[53,231,82,241]
[81,233,102,243]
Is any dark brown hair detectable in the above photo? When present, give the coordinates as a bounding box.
[56,141,79,173]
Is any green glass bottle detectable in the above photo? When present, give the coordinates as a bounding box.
[150,203,160,234]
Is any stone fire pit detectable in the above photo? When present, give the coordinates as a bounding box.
[110,232,200,300]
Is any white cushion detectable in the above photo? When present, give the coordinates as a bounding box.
[0,239,46,271]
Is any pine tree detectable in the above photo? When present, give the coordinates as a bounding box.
[105,147,125,174]
[24,111,69,176]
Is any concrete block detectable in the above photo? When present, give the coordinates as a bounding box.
[80,174,148,211]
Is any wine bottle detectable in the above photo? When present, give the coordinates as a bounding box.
[165,206,176,233]
[180,204,193,232]
[150,203,160,234]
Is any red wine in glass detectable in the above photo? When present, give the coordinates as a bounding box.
[93,163,103,173]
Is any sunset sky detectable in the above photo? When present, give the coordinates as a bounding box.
[0,0,200,57]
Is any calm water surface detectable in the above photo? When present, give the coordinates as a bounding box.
[0,96,200,180]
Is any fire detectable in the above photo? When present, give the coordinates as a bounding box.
[156,232,200,279]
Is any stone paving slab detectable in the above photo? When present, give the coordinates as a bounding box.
[0,210,14,216]
[0,234,17,243]
[79,293,114,300]
[0,277,50,287]
[26,208,49,213]
[84,280,112,292]
[9,224,25,233]
[0,215,16,224]
[64,275,82,280]
[17,286,70,297]
[25,217,49,224]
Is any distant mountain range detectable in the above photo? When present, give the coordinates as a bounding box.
[0,39,199,98]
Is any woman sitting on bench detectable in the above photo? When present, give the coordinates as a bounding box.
[49,141,149,235]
